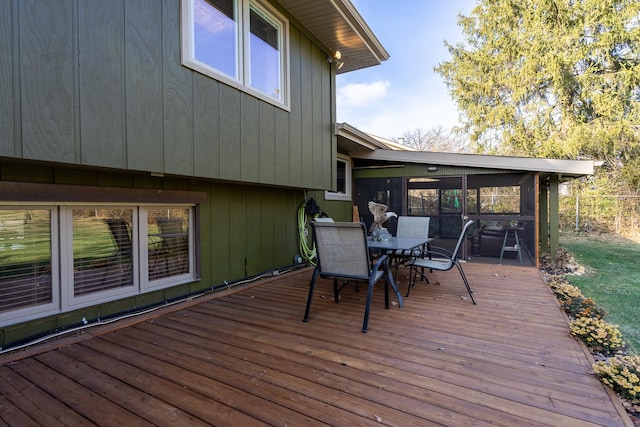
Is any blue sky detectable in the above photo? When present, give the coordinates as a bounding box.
[336,0,478,140]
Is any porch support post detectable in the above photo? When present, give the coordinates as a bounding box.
[539,179,549,254]
[549,175,560,255]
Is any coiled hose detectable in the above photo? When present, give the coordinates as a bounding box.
[298,198,325,265]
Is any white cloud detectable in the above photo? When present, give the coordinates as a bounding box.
[337,86,462,140]
[337,80,391,107]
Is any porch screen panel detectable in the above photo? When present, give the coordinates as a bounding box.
[147,208,190,280]
[0,209,52,312]
[479,186,521,214]
[408,188,438,216]
[72,209,134,296]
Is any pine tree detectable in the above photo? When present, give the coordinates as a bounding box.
[436,0,640,190]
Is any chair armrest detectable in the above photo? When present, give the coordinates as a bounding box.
[372,253,389,272]
[419,245,454,258]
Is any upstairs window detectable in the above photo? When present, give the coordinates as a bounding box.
[182,0,290,108]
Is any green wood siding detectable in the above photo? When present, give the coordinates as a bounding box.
[218,87,242,180]
[20,0,76,163]
[79,1,125,167]
[126,0,164,172]
[163,0,194,176]
[194,74,220,178]
[354,165,515,179]
[260,103,276,184]
[1,0,334,191]
[241,97,261,182]
[0,1,13,158]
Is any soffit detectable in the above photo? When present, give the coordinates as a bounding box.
[276,0,389,73]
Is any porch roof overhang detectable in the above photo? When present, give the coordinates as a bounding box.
[336,123,410,152]
[351,149,597,181]
[336,122,599,181]
[278,0,389,73]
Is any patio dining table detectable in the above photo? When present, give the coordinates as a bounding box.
[368,236,433,281]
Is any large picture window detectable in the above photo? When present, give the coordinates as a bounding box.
[0,204,196,327]
[182,0,289,108]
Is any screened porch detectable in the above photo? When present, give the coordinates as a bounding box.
[354,172,538,266]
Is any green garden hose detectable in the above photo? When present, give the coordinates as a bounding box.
[298,202,317,265]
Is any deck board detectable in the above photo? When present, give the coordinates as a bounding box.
[0,263,632,426]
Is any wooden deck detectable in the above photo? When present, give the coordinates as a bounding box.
[0,263,633,426]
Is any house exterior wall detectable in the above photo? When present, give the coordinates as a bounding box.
[0,0,335,348]
[0,0,334,189]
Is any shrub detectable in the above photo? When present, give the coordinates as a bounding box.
[569,317,625,354]
[549,279,583,301]
[562,296,607,319]
[547,276,606,319]
[593,355,640,402]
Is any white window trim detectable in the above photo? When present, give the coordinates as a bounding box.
[325,154,352,201]
[181,0,291,111]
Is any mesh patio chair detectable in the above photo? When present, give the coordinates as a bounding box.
[391,216,431,278]
[407,220,476,304]
[303,221,404,333]
[312,217,334,222]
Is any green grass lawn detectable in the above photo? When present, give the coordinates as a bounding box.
[560,233,640,355]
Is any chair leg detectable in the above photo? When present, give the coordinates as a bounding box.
[384,261,403,308]
[407,264,426,297]
[303,267,321,322]
[384,276,390,309]
[421,266,429,283]
[406,265,415,297]
[361,277,376,333]
[455,262,476,304]
[333,278,339,303]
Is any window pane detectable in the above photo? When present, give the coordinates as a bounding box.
[249,6,281,99]
[148,208,190,280]
[0,209,52,313]
[336,159,346,193]
[193,0,238,79]
[73,209,134,296]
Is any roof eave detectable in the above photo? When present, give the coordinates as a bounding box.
[352,149,597,177]
[277,0,389,73]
